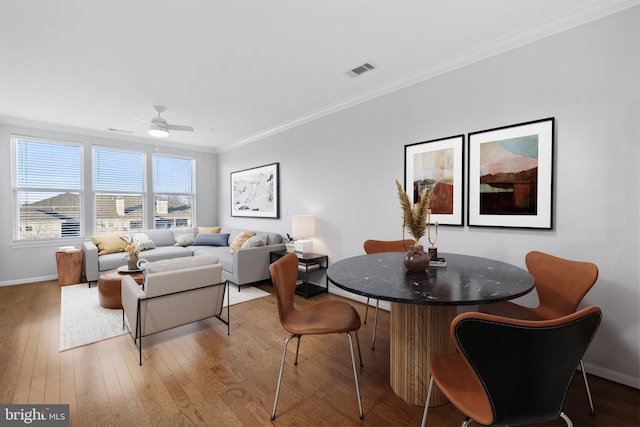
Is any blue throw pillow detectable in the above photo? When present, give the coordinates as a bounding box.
[193,233,229,246]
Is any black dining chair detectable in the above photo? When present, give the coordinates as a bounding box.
[421,306,602,427]
[480,250,599,414]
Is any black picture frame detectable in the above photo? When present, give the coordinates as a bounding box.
[404,135,465,226]
[230,162,280,218]
[467,117,554,229]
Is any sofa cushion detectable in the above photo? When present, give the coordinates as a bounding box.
[143,254,219,273]
[91,232,125,255]
[193,233,229,246]
[198,226,221,234]
[99,246,193,272]
[242,234,268,248]
[192,246,233,273]
[144,229,175,247]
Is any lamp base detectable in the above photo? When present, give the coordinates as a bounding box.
[294,239,313,253]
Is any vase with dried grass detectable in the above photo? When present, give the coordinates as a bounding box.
[395,180,431,272]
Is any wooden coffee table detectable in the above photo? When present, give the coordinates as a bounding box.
[98,268,144,309]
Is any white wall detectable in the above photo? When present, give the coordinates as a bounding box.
[0,122,219,284]
[218,8,640,387]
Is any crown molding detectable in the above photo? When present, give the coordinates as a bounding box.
[226,0,639,151]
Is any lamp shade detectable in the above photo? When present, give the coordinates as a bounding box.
[292,215,316,238]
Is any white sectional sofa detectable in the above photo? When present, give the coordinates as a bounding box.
[83,227,285,288]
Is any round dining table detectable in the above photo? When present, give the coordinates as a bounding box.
[327,252,534,406]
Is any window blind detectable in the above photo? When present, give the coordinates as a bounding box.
[93,148,145,232]
[153,155,194,229]
[13,137,82,240]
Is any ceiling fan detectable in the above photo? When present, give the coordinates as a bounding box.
[131,106,194,138]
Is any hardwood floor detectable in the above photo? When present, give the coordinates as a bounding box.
[0,280,638,426]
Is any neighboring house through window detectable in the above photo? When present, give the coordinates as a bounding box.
[12,136,83,242]
[153,154,194,229]
[12,138,196,241]
[93,147,145,233]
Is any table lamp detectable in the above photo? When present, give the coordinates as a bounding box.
[292,215,316,253]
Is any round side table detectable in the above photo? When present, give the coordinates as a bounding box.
[98,269,144,309]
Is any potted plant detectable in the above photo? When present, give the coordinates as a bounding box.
[121,235,140,270]
[395,180,431,272]
[285,234,296,253]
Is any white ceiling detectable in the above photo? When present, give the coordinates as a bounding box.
[1,0,637,152]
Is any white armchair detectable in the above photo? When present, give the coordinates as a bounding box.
[121,255,228,365]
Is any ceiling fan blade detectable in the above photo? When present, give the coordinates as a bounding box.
[167,124,194,132]
[130,115,151,125]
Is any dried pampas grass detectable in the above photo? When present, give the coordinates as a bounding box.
[395,179,429,245]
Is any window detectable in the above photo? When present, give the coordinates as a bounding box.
[94,148,145,233]
[153,154,194,229]
[12,136,83,241]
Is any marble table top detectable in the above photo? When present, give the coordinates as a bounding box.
[327,252,534,306]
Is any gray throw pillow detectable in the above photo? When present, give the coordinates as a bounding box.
[241,234,268,248]
[193,233,230,246]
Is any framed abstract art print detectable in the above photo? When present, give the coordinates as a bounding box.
[467,117,554,229]
[404,135,465,226]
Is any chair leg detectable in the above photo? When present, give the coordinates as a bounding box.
[559,411,574,427]
[420,376,435,427]
[347,332,364,420]
[354,330,363,367]
[272,334,298,420]
[364,297,370,324]
[580,359,595,415]
[294,335,302,365]
[371,299,380,350]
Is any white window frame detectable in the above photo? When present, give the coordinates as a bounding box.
[92,146,146,234]
[152,153,196,229]
[11,135,84,244]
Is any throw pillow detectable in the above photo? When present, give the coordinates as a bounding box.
[174,233,196,247]
[91,232,125,255]
[193,233,230,246]
[229,231,256,254]
[121,232,156,251]
[198,226,221,234]
[241,234,268,249]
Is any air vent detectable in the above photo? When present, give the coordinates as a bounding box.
[108,128,134,134]
[347,62,376,77]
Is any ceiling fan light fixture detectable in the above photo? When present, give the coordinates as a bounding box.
[148,121,169,138]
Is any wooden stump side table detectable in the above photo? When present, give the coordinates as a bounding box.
[56,250,84,286]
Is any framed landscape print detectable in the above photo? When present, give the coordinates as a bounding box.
[231,162,280,218]
[404,135,465,226]
[467,117,554,229]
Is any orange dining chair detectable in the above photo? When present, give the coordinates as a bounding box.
[480,250,599,414]
[421,306,602,427]
[362,239,415,350]
[269,252,364,420]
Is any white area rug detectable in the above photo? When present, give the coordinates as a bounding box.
[59,283,270,351]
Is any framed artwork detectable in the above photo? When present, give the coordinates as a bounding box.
[468,117,554,229]
[404,135,465,226]
[231,162,280,218]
